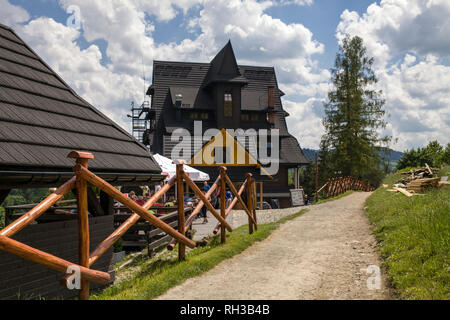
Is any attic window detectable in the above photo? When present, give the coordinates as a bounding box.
[175,94,183,102]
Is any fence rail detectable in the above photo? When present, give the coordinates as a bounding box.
[0,151,259,300]
[316,177,374,200]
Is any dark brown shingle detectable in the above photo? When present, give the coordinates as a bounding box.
[0,24,161,184]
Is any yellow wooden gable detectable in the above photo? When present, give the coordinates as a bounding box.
[189,129,273,178]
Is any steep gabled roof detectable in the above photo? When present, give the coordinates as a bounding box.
[149,41,309,166]
[0,24,161,187]
[205,41,248,85]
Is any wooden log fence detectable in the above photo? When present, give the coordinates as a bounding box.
[316,176,374,200]
[0,151,261,300]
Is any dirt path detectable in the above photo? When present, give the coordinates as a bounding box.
[157,192,390,300]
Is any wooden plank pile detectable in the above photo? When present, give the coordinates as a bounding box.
[390,164,446,196]
[407,178,441,193]
[397,166,438,185]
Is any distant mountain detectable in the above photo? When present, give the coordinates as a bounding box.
[302,148,403,163]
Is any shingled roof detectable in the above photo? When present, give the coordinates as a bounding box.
[148,41,309,166]
[0,24,161,188]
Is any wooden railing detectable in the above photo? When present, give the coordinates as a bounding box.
[316,177,374,200]
[0,152,259,300]
[167,166,258,251]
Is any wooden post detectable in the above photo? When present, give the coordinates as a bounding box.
[0,235,110,285]
[259,182,263,210]
[220,167,227,243]
[74,165,196,248]
[315,153,319,203]
[213,180,247,235]
[1,178,76,237]
[175,162,185,261]
[68,151,94,301]
[246,174,254,235]
[253,178,258,231]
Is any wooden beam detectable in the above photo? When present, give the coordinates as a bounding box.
[425,163,433,176]
[220,167,227,243]
[223,172,256,226]
[72,151,92,300]
[0,235,110,285]
[213,180,247,234]
[74,165,196,248]
[167,177,220,251]
[259,182,263,210]
[246,174,254,235]
[80,176,175,272]
[182,172,233,232]
[252,178,258,231]
[1,177,76,237]
[176,163,186,261]
[393,187,413,197]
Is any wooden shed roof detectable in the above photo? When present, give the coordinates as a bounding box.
[0,24,161,188]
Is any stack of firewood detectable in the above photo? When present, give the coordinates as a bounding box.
[407,178,441,193]
[397,165,438,185]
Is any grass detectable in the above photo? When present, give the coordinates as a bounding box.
[92,209,309,300]
[365,168,450,300]
[315,190,356,205]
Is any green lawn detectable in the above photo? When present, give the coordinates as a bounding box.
[365,168,449,300]
[92,209,308,300]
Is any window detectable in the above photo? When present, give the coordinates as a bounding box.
[189,112,199,120]
[241,113,260,122]
[189,112,209,120]
[224,93,233,117]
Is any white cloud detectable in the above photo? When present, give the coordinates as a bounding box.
[7,0,328,145]
[337,0,450,65]
[283,98,325,149]
[19,17,145,131]
[0,0,30,27]
[336,0,450,151]
[4,0,449,152]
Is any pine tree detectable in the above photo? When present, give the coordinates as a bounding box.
[320,35,390,186]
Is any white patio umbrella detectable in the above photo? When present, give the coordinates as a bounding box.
[153,154,210,182]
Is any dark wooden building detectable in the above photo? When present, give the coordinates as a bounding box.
[146,41,309,208]
[0,23,162,299]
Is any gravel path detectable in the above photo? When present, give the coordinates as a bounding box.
[157,192,390,300]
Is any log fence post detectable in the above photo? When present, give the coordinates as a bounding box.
[219,167,227,244]
[246,174,254,235]
[68,151,94,300]
[175,161,186,261]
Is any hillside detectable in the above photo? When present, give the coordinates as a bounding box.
[365,167,450,299]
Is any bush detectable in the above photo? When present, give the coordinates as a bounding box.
[397,141,449,170]
[3,195,27,207]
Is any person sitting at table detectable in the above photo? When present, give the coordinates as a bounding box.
[165,196,175,207]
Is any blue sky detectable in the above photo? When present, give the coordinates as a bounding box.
[10,0,380,70]
[1,0,449,151]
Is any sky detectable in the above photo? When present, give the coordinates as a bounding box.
[1,0,449,152]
